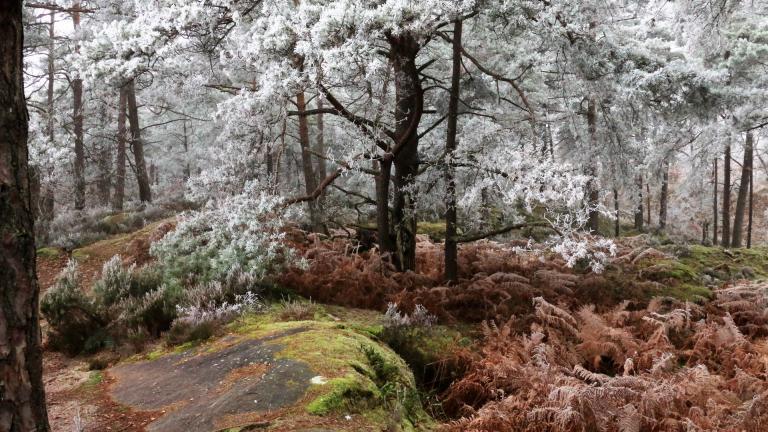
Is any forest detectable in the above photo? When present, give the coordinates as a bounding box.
[1,0,768,431]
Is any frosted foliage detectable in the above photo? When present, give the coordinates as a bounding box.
[150,182,301,282]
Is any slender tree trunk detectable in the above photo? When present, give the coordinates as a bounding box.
[732,132,753,247]
[748,155,754,248]
[0,2,51,429]
[315,95,327,180]
[376,159,394,256]
[72,5,85,210]
[713,158,718,245]
[646,183,651,225]
[586,97,600,233]
[40,11,56,221]
[125,80,152,203]
[722,142,731,247]
[112,88,127,210]
[659,159,669,230]
[390,34,423,272]
[182,119,191,180]
[296,92,321,231]
[613,188,620,237]
[634,175,644,232]
[96,104,111,204]
[444,20,462,283]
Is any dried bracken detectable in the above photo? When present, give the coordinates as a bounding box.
[442,286,768,432]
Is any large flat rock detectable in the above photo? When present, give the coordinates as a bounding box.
[109,328,314,432]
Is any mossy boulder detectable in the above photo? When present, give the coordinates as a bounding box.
[109,307,434,432]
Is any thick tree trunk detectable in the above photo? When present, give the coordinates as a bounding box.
[722,142,731,247]
[444,20,462,283]
[0,2,51,429]
[732,132,753,247]
[634,175,644,232]
[112,88,127,210]
[182,119,191,180]
[296,92,321,231]
[125,80,152,203]
[659,159,669,230]
[390,34,423,272]
[72,5,85,210]
[713,158,718,245]
[586,97,599,233]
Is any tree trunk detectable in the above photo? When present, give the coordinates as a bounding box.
[315,95,327,181]
[586,97,599,233]
[722,142,731,247]
[296,92,321,231]
[40,11,56,221]
[646,183,651,225]
[748,154,754,248]
[125,80,152,203]
[72,4,85,210]
[732,132,752,247]
[96,103,112,204]
[713,158,718,245]
[112,87,127,210]
[613,188,620,237]
[376,159,394,256]
[0,2,51,429]
[634,175,644,232]
[659,159,669,230]
[182,119,191,180]
[444,20,462,283]
[390,33,423,272]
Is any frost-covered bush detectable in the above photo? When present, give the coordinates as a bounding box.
[41,261,105,354]
[41,200,189,249]
[92,256,176,336]
[383,303,438,330]
[151,183,301,285]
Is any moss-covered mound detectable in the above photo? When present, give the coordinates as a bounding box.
[109,306,435,432]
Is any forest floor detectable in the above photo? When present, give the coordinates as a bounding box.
[38,223,768,431]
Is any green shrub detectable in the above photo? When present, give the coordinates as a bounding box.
[41,261,106,355]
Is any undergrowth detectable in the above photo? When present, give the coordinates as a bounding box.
[441,287,768,431]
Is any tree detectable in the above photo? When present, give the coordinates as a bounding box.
[722,142,731,247]
[72,2,85,210]
[732,132,753,247]
[0,1,51,429]
[444,19,462,283]
[124,80,152,203]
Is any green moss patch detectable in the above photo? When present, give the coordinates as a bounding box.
[37,247,62,259]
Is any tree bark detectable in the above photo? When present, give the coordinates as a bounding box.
[613,188,620,237]
[732,132,753,247]
[376,159,394,256]
[124,80,152,203]
[722,142,731,247]
[315,95,327,181]
[634,175,644,232]
[586,97,599,233]
[659,159,669,230]
[646,183,651,225]
[713,158,718,245]
[39,10,56,221]
[389,33,423,272]
[112,87,127,210]
[0,2,51,429]
[748,154,754,249]
[444,20,462,283]
[296,91,321,231]
[72,4,85,210]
